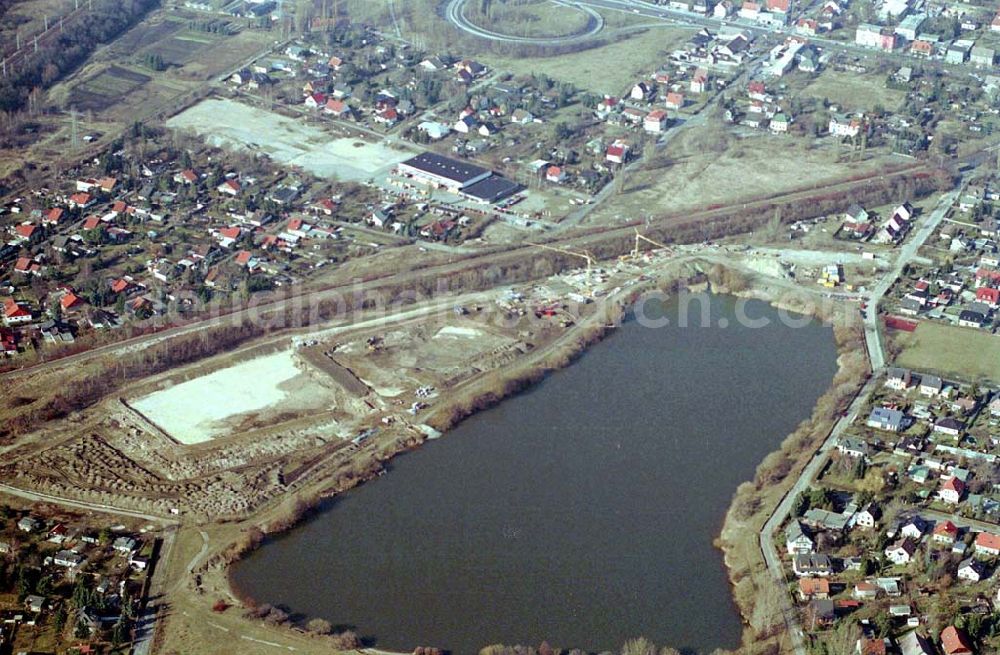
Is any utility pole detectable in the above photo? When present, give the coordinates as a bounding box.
[44,15,48,30]
[33,36,38,52]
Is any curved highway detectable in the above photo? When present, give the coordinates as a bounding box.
[444,0,605,44]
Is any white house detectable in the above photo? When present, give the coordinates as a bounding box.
[885,538,917,565]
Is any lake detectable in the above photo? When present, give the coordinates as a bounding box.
[231,293,839,655]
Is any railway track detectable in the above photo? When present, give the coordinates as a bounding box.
[0,159,936,382]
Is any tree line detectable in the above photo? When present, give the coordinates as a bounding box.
[0,0,160,114]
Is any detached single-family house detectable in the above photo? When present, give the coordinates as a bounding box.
[941,626,975,655]
[899,631,936,655]
[939,477,966,505]
[975,532,1000,556]
[786,521,815,554]
[885,367,913,390]
[18,516,40,532]
[934,418,965,437]
[885,537,917,565]
[798,577,831,600]
[957,558,986,582]
[920,375,943,396]
[933,520,960,544]
[53,550,83,568]
[867,407,906,432]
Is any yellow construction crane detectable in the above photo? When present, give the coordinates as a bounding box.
[624,228,670,260]
[529,242,596,275]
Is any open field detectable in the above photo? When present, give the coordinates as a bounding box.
[463,0,592,38]
[167,99,416,181]
[481,26,696,94]
[586,125,906,224]
[799,68,907,112]
[146,30,224,66]
[891,321,1000,382]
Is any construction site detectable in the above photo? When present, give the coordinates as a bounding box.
[0,234,722,520]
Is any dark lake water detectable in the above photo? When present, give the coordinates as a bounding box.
[231,293,838,655]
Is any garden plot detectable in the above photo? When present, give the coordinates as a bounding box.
[167,98,414,180]
[130,350,335,444]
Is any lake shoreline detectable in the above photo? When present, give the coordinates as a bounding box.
[202,269,854,654]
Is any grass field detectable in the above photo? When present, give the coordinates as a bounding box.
[464,0,592,38]
[481,26,695,94]
[892,321,1000,382]
[799,69,906,112]
[585,123,900,224]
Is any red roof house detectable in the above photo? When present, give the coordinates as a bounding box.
[60,292,84,311]
[941,626,974,655]
[976,286,1000,307]
[43,207,65,225]
[14,224,39,241]
[68,192,93,208]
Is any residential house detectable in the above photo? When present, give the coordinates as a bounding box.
[939,477,966,504]
[920,375,943,396]
[4,298,32,325]
[830,114,865,138]
[885,367,914,390]
[941,626,974,655]
[975,532,1000,556]
[18,516,40,532]
[217,179,241,196]
[959,309,987,328]
[644,109,668,133]
[786,521,815,554]
[867,407,906,432]
[856,23,896,51]
[806,599,836,627]
[770,113,790,133]
[933,520,959,545]
[957,558,986,582]
[885,537,917,565]
[972,45,996,67]
[606,141,629,165]
[900,517,929,540]
[798,577,830,600]
[53,550,83,568]
[837,436,871,460]
[24,595,46,613]
[631,82,652,101]
[899,631,936,655]
[934,417,965,437]
[854,504,880,530]
[858,637,888,655]
[853,581,880,599]
[792,553,834,577]
[945,40,973,65]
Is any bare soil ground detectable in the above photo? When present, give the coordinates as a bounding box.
[167,98,416,181]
